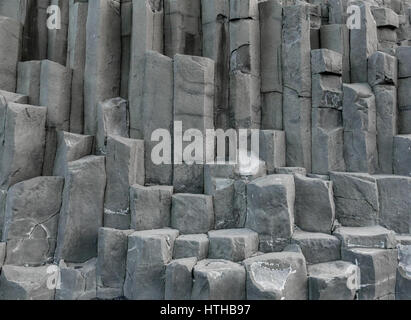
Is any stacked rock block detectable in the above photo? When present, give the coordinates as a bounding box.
[0,0,410,301]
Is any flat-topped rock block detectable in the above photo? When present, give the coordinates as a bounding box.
[130,185,173,231]
[311,49,342,75]
[171,194,214,234]
[334,226,397,249]
[291,230,341,265]
[294,174,335,234]
[173,234,209,260]
[0,90,28,104]
[192,259,246,300]
[246,175,295,252]
[165,257,197,300]
[342,248,397,300]
[368,51,397,87]
[330,172,379,227]
[275,167,307,176]
[372,7,399,28]
[243,251,308,300]
[308,261,360,300]
[208,229,259,262]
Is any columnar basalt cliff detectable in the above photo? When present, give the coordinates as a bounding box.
[0,0,410,300]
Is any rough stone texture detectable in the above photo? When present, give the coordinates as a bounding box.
[330,172,379,227]
[311,49,342,75]
[191,259,246,300]
[246,175,295,252]
[0,101,47,189]
[372,7,399,28]
[171,194,214,235]
[393,135,411,177]
[308,261,360,300]
[165,257,197,300]
[3,177,64,267]
[53,131,93,177]
[16,61,41,105]
[259,130,286,174]
[368,51,397,87]
[0,265,55,300]
[396,46,411,78]
[342,83,378,174]
[124,229,179,300]
[0,16,21,92]
[396,244,411,300]
[130,185,173,231]
[291,230,341,265]
[104,136,144,230]
[97,228,133,300]
[55,156,106,263]
[173,234,209,260]
[334,226,397,249]
[294,174,335,234]
[243,251,308,300]
[375,175,411,234]
[208,229,259,262]
[342,248,397,300]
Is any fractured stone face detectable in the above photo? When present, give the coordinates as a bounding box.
[165,257,197,300]
[334,226,397,250]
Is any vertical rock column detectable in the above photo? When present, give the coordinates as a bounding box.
[67,0,88,134]
[259,0,283,131]
[120,0,132,99]
[16,61,41,105]
[372,7,399,56]
[129,0,163,139]
[397,47,411,134]
[282,4,312,172]
[47,0,69,65]
[229,0,261,130]
[202,0,230,130]
[84,0,121,136]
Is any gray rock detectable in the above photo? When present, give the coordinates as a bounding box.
[208,229,259,262]
[342,248,397,300]
[374,85,397,173]
[104,136,144,230]
[0,90,28,105]
[230,0,258,20]
[334,226,397,249]
[0,101,47,189]
[275,167,307,176]
[53,131,93,177]
[96,97,129,155]
[393,135,411,176]
[259,130,286,174]
[192,259,246,300]
[349,1,378,83]
[17,61,41,106]
[342,84,378,174]
[261,91,283,130]
[0,16,21,92]
[398,77,411,109]
[84,0,121,136]
[294,174,335,234]
[165,257,197,300]
[0,265,55,300]
[311,49,342,75]
[130,185,173,231]
[367,51,397,87]
[397,46,411,78]
[171,194,214,234]
[3,177,64,266]
[376,175,411,234]
[243,251,308,300]
[396,244,411,300]
[124,229,179,300]
[246,175,295,252]
[291,230,341,265]
[330,172,379,227]
[312,74,343,110]
[372,7,399,28]
[55,258,97,300]
[173,234,209,260]
[399,109,411,134]
[308,261,360,300]
[96,228,133,299]
[55,156,106,263]
[47,0,69,65]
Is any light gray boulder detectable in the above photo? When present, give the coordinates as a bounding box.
[165,257,197,300]
[124,229,179,300]
[208,229,259,262]
[171,194,214,234]
[246,175,295,252]
[0,265,55,300]
[3,177,64,266]
[308,261,360,300]
[334,226,397,249]
[243,251,308,300]
[294,174,335,234]
[173,234,209,260]
[130,185,173,231]
[311,49,342,75]
[55,156,106,263]
[53,131,94,177]
[372,7,399,28]
[192,259,246,300]
[330,172,379,227]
